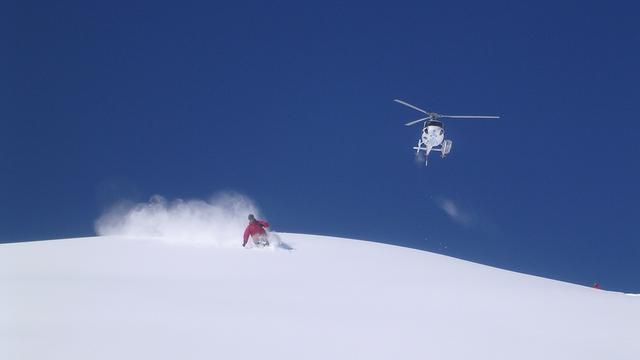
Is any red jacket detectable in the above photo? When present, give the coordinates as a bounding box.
[243,220,269,246]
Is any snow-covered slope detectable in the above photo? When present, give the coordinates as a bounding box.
[1,234,638,359]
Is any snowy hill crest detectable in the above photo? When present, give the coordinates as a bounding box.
[2,232,639,360]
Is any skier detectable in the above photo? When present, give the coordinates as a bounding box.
[243,214,270,247]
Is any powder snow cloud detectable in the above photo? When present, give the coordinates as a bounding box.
[95,192,261,247]
[436,197,472,226]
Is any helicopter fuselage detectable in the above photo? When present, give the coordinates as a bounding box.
[421,121,444,148]
[413,120,451,165]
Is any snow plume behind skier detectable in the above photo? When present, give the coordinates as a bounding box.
[96,192,261,247]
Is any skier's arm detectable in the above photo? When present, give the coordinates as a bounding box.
[259,220,269,229]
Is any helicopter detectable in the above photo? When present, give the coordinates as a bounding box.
[394,99,500,166]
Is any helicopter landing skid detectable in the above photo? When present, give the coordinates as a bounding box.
[413,141,452,165]
[414,139,423,155]
[413,140,431,165]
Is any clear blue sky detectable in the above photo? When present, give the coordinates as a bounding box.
[3,1,639,292]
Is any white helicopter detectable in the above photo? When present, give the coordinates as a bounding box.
[394,99,500,166]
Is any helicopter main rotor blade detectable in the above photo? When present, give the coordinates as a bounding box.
[394,99,429,114]
[438,115,500,119]
[404,117,429,126]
